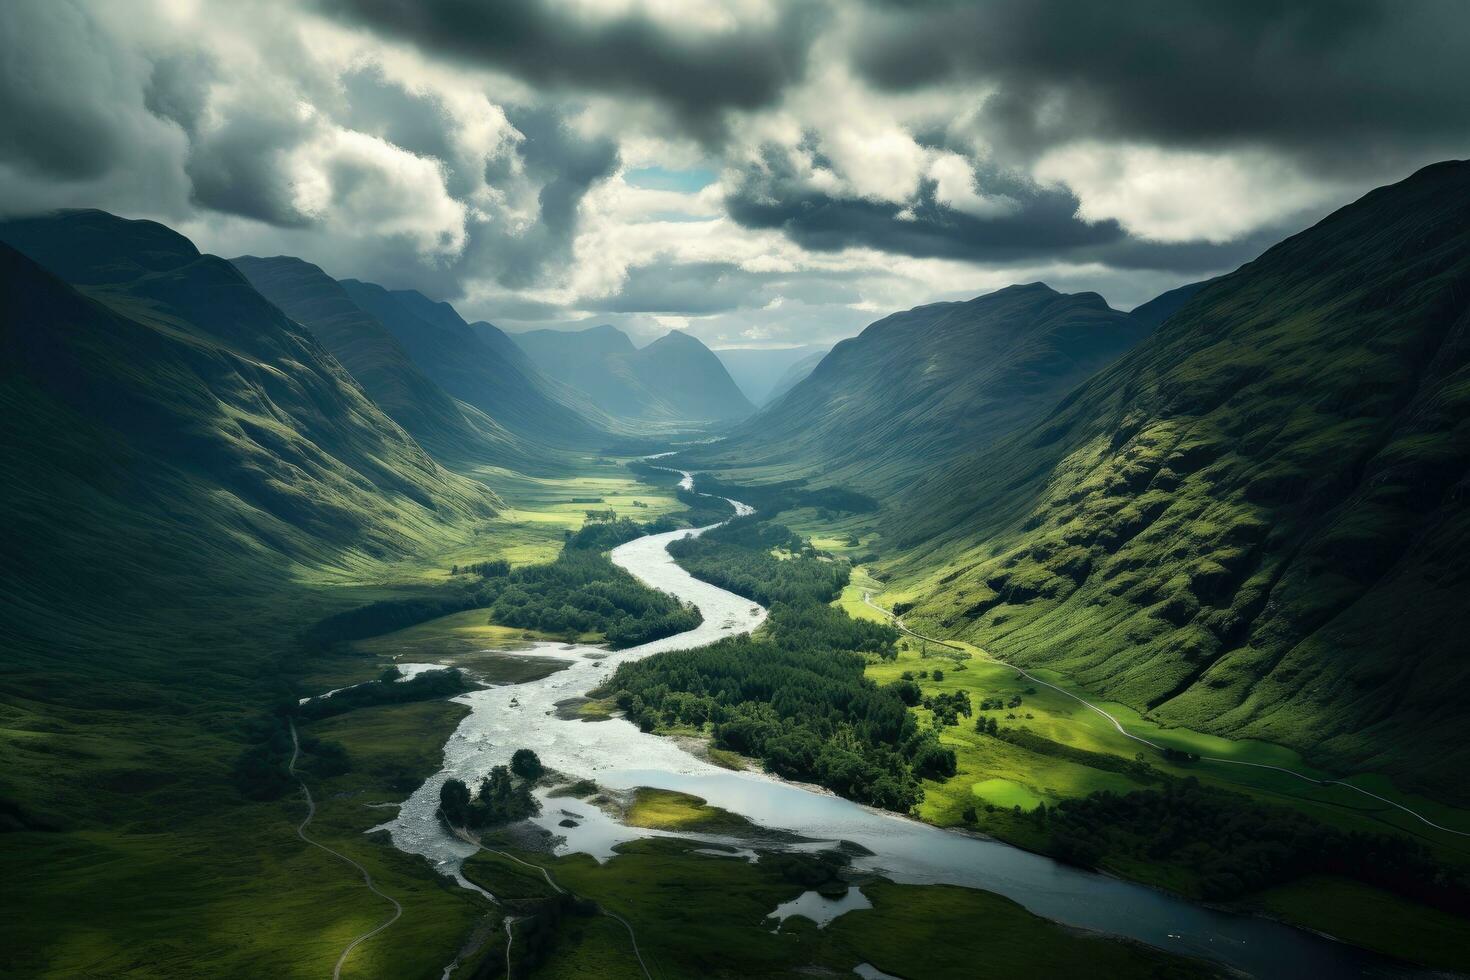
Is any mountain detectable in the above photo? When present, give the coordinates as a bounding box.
[1128,278,1213,329]
[345,280,617,443]
[714,344,830,405]
[230,255,524,467]
[338,280,610,447]
[764,348,827,405]
[891,161,1470,799]
[688,284,1156,493]
[512,325,755,423]
[0,211,499,663]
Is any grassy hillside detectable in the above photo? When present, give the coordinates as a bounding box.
[232,255,529,469]
[889,160,1470,800]
[339,279,614,447]
[687,283,1155,494]
[514,323,755,423]
[0,213,521,975]
[0,214,502,785]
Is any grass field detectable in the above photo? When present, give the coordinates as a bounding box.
[461,836,1214,979]
[623,788,760,835]
[853,573,1470,972]
[0,453,687,978]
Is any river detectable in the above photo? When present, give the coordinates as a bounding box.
[381,473,1419,979]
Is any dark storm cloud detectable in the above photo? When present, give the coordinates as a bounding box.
[470,105,620,290]
[592,260,862,316]
[314,0,826,133]
[724,145,1272,273]
[853,0,1470,171]
[0,2,157,182]
[183,105,316,227]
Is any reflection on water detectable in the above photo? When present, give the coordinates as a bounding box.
[380,476,1419,979]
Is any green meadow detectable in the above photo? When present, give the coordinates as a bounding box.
[855,574,1470,972]
[461,836,1212,979]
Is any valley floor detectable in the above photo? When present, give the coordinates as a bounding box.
[6,455,1468,979]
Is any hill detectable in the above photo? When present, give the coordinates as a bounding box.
[714,344,830,405]
[231,255,526,467]
[338,280,611,447]
[891,161,1470,798]
[0,213,500,646]
[764,348,827,405]
[1128,279,1212,329]
[688,284,1155,494]
[513,325,755,423]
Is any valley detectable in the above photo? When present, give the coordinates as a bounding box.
[4,166,1470,980]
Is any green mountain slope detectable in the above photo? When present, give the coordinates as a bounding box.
[339,279,611,446]
[892,161,1470,798]
[691,284,1155,493]
[0,215,514,974]
[513,324,755,423]
[0,216,501,685]
[231,255,527,467]
[1128,279,1212,329]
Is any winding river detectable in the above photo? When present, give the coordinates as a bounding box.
[382,473,1420,979]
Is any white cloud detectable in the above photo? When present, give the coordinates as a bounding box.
[928,152,1016,218]
[287,123,467,257]
[1034,142,1347,243]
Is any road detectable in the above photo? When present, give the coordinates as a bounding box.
[289,721,405,978]
[861,592,1470,838]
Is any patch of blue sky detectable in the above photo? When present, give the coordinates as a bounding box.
[625,165,717,193]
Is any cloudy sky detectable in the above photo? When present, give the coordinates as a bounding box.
[3,1,1466,348]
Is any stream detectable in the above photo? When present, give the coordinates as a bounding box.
[381,472,1420,979]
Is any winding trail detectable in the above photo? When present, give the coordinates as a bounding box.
[862,593,1470,839]
[289,722,405,978]
[481,847,653,980]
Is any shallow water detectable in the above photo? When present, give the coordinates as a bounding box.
[770,888,872,929]
[381,475,1419,979]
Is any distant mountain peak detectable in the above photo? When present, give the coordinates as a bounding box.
[646,328,707,349]
[512,322,753,422]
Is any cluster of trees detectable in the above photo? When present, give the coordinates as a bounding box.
[479,548,700,646]
[309,590,482,645]
[231,710,298,800]
[978,694,1023,711]
[563,516,651,551]
[1047,778,1469,911]
[298,667,471,721]
[924,690,972,726]
[604,624,934,810]
[668,517,849,607]
[439,750,546,829]
[601,519,958,811]
[230,699,350,799]
[691,474,879,517]
[454,559,510,577]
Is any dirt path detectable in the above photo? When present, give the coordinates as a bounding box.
[289,722,405,978]
[862,593,1470,839]
[480,846,653,980]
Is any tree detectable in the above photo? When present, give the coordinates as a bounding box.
[440,778,471,826]
[511,748,544,781]
[890,679,922,706]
